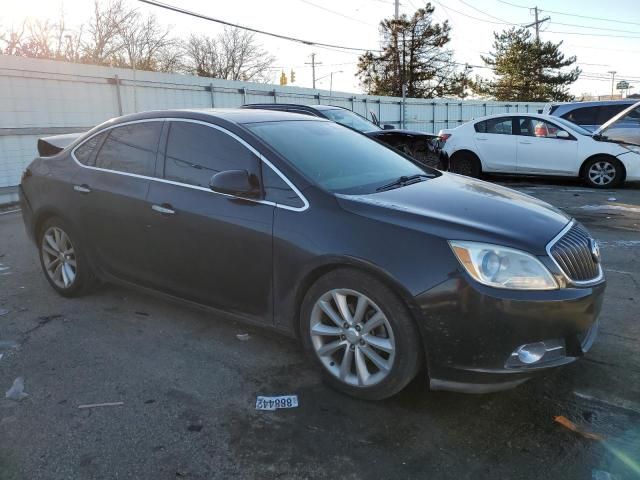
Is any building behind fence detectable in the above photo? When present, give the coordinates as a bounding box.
[0,55,545,202]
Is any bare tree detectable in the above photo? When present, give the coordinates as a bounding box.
[219,28,275,82]
[117,13,178,71]
[62,26,84,63]
[184,28,275,82]
[1,2,275,81]
[1,21,28,56]
[82,0,136,65]
[184,34,222,77]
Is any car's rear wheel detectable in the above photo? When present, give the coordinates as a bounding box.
[38,217,96,297]
[583,156,623,188]
[451,151,481,178]
[300,269,422,400]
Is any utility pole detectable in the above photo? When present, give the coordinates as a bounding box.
[525,6,550,42]
[394,0,399,19]
[305,53,322,89]
[608,70,617,98]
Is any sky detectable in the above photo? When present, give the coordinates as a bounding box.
[2,0,640,98]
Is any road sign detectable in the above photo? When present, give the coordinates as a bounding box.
[617,80,630,90]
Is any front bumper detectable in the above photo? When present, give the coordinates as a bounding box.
[415,276,605,393]
[618,151,640,181]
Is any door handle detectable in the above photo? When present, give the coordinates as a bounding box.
[476,137,488,141]
[73,184,91,194]
[152,204,175,215]
[519,141,532,145]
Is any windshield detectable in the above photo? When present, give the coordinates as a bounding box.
[247,120,429,194]
[597,102,640,146]
[322,108,381,133]
[552,117,591,136]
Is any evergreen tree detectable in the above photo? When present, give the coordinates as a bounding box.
[473,27,580,102]
[356,3,468,98]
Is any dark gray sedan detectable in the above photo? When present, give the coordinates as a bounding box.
[19,109,604,399]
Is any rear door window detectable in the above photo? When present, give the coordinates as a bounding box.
[164,121,259,188]
[94,122,162,176]
[475,117,513,134]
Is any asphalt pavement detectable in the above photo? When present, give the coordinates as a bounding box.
[1,178,639,480]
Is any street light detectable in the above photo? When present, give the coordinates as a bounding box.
[316,70,344,97]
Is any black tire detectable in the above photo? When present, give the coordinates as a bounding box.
[582,156,624,188]
[450,151,481,178]
[300,268,423,400]
[38,216,97,297]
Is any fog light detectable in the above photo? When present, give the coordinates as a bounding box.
[516,342,546,364]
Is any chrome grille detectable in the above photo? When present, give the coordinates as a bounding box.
[549,223,600,282]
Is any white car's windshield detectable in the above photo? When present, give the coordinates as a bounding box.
[322,108,381,133]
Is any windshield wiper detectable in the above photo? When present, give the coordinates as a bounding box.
[376,173,434,192]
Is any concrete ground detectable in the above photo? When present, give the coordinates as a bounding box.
[1,178,639,480]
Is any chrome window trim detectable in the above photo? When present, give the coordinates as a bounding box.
[545,220,604,287]
[70,117,309,212]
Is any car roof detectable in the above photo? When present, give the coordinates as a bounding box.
[243,103,342,112]
[550,100,637,110]
[103,108,327,126]
[466,112,555,122]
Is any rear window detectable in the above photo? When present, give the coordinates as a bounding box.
[596,105,631,125]
[562,106,597,126]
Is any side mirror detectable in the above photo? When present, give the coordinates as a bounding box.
[556,130,570,139]
[383,124,395,130]
[209,170,260,199]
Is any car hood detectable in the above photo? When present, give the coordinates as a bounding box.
[336,173,570,255]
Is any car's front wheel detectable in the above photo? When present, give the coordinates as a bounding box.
[300,269,423,400]
[583,156,623,188]
[38,217,96,297]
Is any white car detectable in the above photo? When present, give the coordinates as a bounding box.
[438,104,640,188]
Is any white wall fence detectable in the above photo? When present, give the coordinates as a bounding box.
[0,54,545,194]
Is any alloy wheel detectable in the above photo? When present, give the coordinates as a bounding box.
[41,226,77,289]
[588,161,616,186]
[309,289,396,387]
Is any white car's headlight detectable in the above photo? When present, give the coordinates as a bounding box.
[449,241,558,290]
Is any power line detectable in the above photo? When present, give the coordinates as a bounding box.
[545,29,640,39]
[461,0,640,36]
[434,0,513,25]
[297,0,377,26]
[497,0,640,27]
[137,0,379,52]
[549,21,640,35]
[456,0,520,24]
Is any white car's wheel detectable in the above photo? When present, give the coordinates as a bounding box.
[583,156,623,188]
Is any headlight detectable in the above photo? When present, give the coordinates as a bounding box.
[449,241,558,290]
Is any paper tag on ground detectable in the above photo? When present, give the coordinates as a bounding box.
[256,395,299,411]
